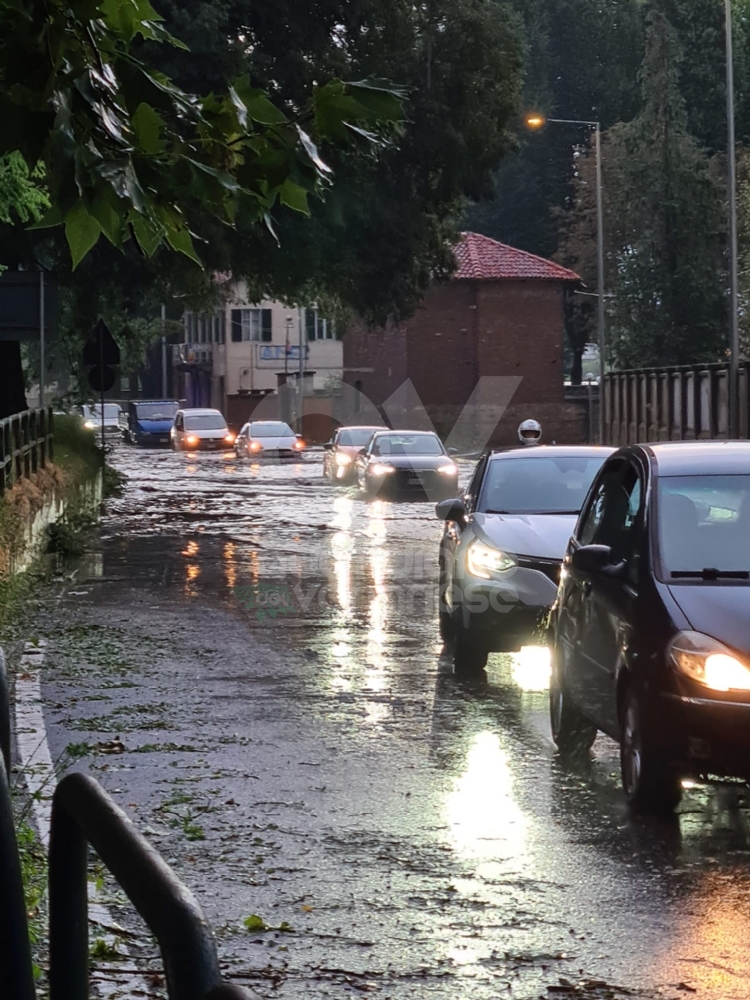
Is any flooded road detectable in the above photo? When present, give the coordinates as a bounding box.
[26,445,750,999]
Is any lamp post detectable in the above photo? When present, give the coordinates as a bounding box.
[726,0,740,438]
[526,114,605,441]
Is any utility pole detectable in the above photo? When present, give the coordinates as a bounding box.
[161,304,168,398]
[39,270,45,410]
[297,308,304,429]
[726,0,740,438]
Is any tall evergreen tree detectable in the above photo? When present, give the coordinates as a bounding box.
[559,11,727,370]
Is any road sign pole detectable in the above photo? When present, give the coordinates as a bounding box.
[39,271,45,409]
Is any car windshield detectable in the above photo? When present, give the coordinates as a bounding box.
[658,475,750,578]
[479,456,606,514]
[136,403,178,420]
[338,429,376,447]
[89,405,120,419]
[184,414,227,430]
[250,422,294,437]
[372,434,444,456]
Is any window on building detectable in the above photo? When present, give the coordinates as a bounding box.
[305,309,336,340]
[231,308,273,342]
[185,310,225,344]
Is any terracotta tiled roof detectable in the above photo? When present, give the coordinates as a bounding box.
[454,231,581,283]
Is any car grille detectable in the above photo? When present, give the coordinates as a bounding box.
[516,556,561,586]
[394,470,437,490]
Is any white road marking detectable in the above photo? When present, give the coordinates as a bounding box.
[14,640,152,998]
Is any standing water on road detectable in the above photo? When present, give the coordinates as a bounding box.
[26,445,750,1000]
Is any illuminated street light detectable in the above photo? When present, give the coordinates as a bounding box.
[526,112,605,442]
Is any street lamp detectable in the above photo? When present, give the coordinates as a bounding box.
[725,0,740,438]
[526,113,606,441]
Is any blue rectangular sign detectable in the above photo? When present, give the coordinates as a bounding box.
[259,345,309,361]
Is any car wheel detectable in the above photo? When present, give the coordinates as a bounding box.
[549,652,597,755]
[620,687,682,815]
[453,621,487,677]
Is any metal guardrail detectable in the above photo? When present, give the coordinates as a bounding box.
[0,407,54,494]
[0,649,37,1000]
[0,645,251,999]
[602,361,750,446]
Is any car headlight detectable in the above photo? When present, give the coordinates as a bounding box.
[371,462,395,476]
[185,435,199,446]
[224,433,236,444]
[466,540,516,579]
[249,440,263,452]
[335,452,352,466]
[83,419,95,430]
[668,630,750,692]
[437,462,458,476]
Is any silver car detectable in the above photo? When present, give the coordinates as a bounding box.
[171,408,235,451]
[437,446,614,675]
[234,420,305,460]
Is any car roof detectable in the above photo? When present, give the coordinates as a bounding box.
[488,445,615,461]
[337,425,382,432]
[134,399,179,405]
[372,429,439,436]
[249,419,290,424]
[180,408,224,415]
[632,440,750,476]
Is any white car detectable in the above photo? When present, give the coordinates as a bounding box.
[80,403,123,434]
[234,420,305,460]
[171,408,235,451]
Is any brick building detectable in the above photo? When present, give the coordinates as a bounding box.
[344,232,590,447]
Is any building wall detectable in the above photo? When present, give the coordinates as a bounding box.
[342,315,408,408]
[475,281,565,404]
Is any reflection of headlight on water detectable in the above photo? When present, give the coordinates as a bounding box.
[509,645,551,691]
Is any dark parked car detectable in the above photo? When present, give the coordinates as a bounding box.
[124,400,179,446]
[437,446,612,675]
[355,431,459,500]
[552,442,750,813]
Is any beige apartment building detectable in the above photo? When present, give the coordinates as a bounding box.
[173,282,343,429]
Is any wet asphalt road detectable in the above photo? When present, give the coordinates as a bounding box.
[25,445,750,999]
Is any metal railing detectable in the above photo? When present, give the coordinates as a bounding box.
[0,408,54,494]
[0,647,251,999]
[602,362,750,446]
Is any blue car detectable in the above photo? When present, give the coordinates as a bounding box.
[125,400,180,447]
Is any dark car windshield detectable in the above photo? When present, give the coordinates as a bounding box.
[184,414,227,430]
[479,456,606,514]
[135,403,178,420]
[372,434,444,456]
[250,422,294,437]
[658,475,750,578]
[339,429,377,447]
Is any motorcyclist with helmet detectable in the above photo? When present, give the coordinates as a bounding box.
[517,419,542,447]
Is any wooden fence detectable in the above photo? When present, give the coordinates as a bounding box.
[602,363,750,446]
[0,408,54,495]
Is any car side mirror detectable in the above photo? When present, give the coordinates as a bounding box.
[323,441,333,450]
[296,433,303,439]
[358,447,367,456]
[435,498,466,522]
[447,447,458,456]
[571,544,625,578]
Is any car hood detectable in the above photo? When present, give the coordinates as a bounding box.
[136,418,173,433]
[471,512,577,560]
[667,585,750,657]
[369,455,453,471]
[336,445,363,457]
[253,435,297,449]
[187,428,228,439]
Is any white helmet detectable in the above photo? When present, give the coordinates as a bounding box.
[518,419,542,446]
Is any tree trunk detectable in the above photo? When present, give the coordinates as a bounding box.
[0,342,28,418]
[570,348,583,386]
